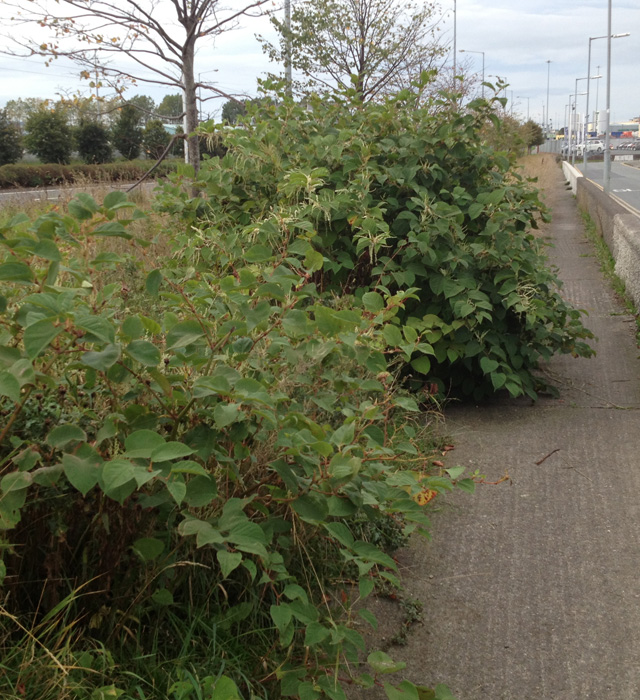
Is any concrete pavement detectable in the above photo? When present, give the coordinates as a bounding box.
[356,159,640,699]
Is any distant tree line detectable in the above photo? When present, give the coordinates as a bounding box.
[0,93,185,166]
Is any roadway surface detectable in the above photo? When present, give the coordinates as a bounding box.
[576,159,640,213]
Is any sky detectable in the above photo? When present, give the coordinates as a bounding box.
[0,0,638,129]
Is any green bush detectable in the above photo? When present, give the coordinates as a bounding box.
[75,120,113,164]
[0,160,178,189]
[165,80,593,400]
[23,109,72,165]
[0,182,463,698]
[0,109,22,166]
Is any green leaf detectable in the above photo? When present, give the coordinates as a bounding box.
[410,356,431,374]
[184,475,217,507]
[151,588,174,606]
[93,221,132,239]
[124,429,166,458]
[244,244,273,262]
[23,319,62,359]
[383,324,403,347]
[126,340,160,366]
[1,471,32,493]
[367,650,407,675]
[61,453,102,496]
[82,344,121,371]
[270,603,293,634]
[480,356,500,374]
[132,537,164,562]
[210,675,242,700]
[362,291,385,312]
[383,681,419,700]
[213,403,242,428]
[46,424,87,449]
[165,320,205,349]
[0,261,34,283]
[393,396,420,411]
[102,459,136,494]
[69,194,98,220]
[0,370,21,403]
[217,549,243,578]
[166,475,187,505]
[304,621,331,646]
[145,269,162,296]
[323,522,354,547]
[292,494,329,525]
[150,442,195,463]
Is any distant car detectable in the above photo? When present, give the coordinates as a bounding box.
[631,141,640,151]
[576,139,605,156]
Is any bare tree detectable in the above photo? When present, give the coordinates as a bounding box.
[260,0,446,102]
[2,0,271,170]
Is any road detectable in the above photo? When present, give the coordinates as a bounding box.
[576,159,640,213]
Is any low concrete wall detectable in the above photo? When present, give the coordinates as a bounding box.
[562,160,582,195]
[576,174,640,308]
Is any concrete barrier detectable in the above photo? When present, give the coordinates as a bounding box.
[562,160,582,195]
[574,171,640,309]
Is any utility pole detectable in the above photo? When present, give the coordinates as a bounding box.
[284,0,292,95]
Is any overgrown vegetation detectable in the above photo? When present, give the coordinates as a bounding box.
[0,79,594,700]
[580,209,640,341]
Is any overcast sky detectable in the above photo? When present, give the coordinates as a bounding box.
[0,0,638,128]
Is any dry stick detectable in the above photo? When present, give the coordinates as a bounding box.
[125,133,185,193]
[534,448,560,466]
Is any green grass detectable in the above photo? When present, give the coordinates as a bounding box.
[580,209,640,342]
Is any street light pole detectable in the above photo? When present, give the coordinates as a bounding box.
[459,49,485,98]
[604,0,613,192]
[546,60,551,140]
[584,32,629,169]
[453,0,456,86]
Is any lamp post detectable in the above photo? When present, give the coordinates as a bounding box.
[569,90,587,164]
[453,0,457,86]
[459,49,485,98]
[584,32,629,169]
[545,60,551,140]
[517,95,530,121]
[572,77,591,165]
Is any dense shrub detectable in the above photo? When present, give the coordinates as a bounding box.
[111,104,143,160]
[75,120,113,164]
[23,109,72,164]
[0,160,177,189]
[0,108,22,166]
[0,188,463,697]
[160,80,593,400]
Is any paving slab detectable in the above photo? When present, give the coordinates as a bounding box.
[354,161,640,699]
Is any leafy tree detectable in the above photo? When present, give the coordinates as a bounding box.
[127,94,156,125]
[522,119,544,149]
[157,93,183,122]
[3,97,47,129]
[0,108,23,165]
[75,120,113,164]
[143,119,170,159]
[221,99,247,124]
[2,0,272,170]
[112,104,143,160]
[261,0,444,100]
[23,109,72,164]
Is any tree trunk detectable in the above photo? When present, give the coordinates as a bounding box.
[182,38,200,172]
